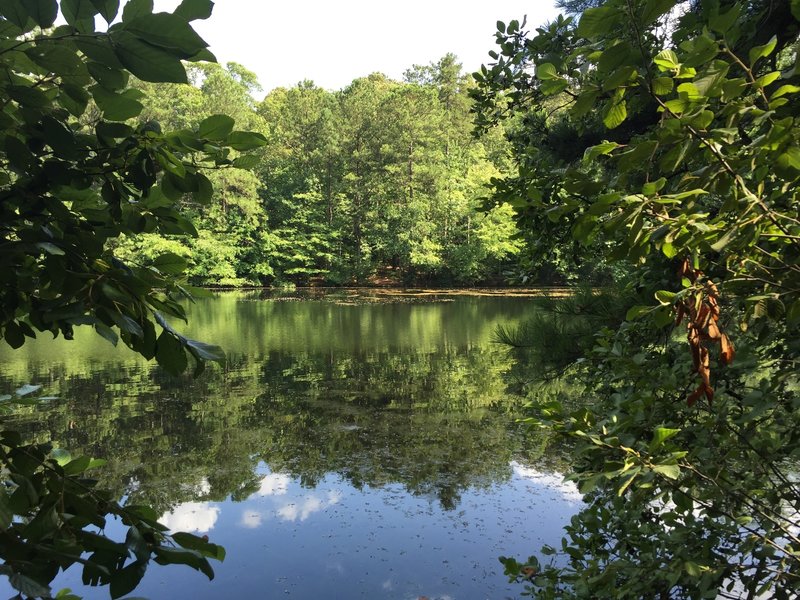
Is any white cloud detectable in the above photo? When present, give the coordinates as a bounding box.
[277,496,324,522]
[511,462,583,504]
[160,502,220,533]
[240,510,263,529]
[257,473,291,497]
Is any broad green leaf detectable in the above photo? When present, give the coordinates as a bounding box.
[192,172,214,204]
[709,3,740,33]
[156,331,188,375]
[626,305,653,320]
[22,0,58,27]
[777,148,800,172]
[9,574,51,599]
[153,547,214,580]
[535,63,558,80]
[772,84,800,99]
[42,116,80,160]
[110,560,147,600]
[63,455,91,475]
[655,290,676,304]
[4,323,25,349]
[121,0,153,22]
[654,49,679,71]
[51,448,72,466]
[172,531,226,561]
[198,114,235,140]
[174,0,214,20]
[112,31,188,83]
[577,6,619,38]
[91,85,144,121]
[749,35,777,67]
[755,71,780,88]
[184,338,225,362]
[641,0,675,25]
[0,1,33,30]
[124,12,209,55]
[61,0,98,25]
[602,65,637,91]
[584,141,619,162]
[787,300,800,326]
[90,0,119,21]
[653,464,680,479]
[710,228,737,251]
[152,252,188,275]
[650,427,680,449]
[642,178,666,195]
[540,78,569,95]
[227,130,267,151]
[684,561,703,577]
[602,99,627,129]
[651,76,673,95]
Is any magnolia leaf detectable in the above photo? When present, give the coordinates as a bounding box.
[156,331,188,375]
[61,0,98,25]
[710,3,740,33]
[199,114,235,140]
[602,99,627,129]
[121,0,153,22]
[642,0,675,25]
[184,338,225,362]
[89,0,119,21]
[653,464,680,479]
[626,305,653,320]
[152,252,188,275]
[650,427,680,449]
[112,31,188,83]
[651,76,674,95]
[584,141,620,162]
[576,6,618,38]
[174,0,214,20]
[654,49,679,71]
[227,130,267,151]
[749,36,777,67]
[24,0,58,27]
[110,560,147,600]
[9,574,51,599]
[124,12,209,55]
[535,62,558,80]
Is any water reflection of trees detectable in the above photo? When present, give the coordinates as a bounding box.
[3,346,563,512]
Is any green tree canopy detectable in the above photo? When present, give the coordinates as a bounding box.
[473,0,800,597]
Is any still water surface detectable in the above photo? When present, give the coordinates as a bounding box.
[0,290,580,599]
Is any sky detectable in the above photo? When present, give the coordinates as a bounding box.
[155,0,561,95]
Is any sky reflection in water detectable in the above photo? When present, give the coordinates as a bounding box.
[54,462,579,600]
[0,292,583,599]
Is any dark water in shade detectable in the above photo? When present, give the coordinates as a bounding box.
[0,290,581,599]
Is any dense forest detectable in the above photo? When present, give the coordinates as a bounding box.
[1,0,799,598]
[115,55,525,287]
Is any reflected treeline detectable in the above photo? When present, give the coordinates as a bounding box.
[0,293,571,512]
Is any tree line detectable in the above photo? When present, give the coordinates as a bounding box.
[119,55,524,287]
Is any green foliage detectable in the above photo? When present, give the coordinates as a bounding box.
[0,405,223,600]
[474,0,800,597]
[0,0,266,374]
[0,1,270,595]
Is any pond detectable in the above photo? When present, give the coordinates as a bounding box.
[0,290,581,599]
